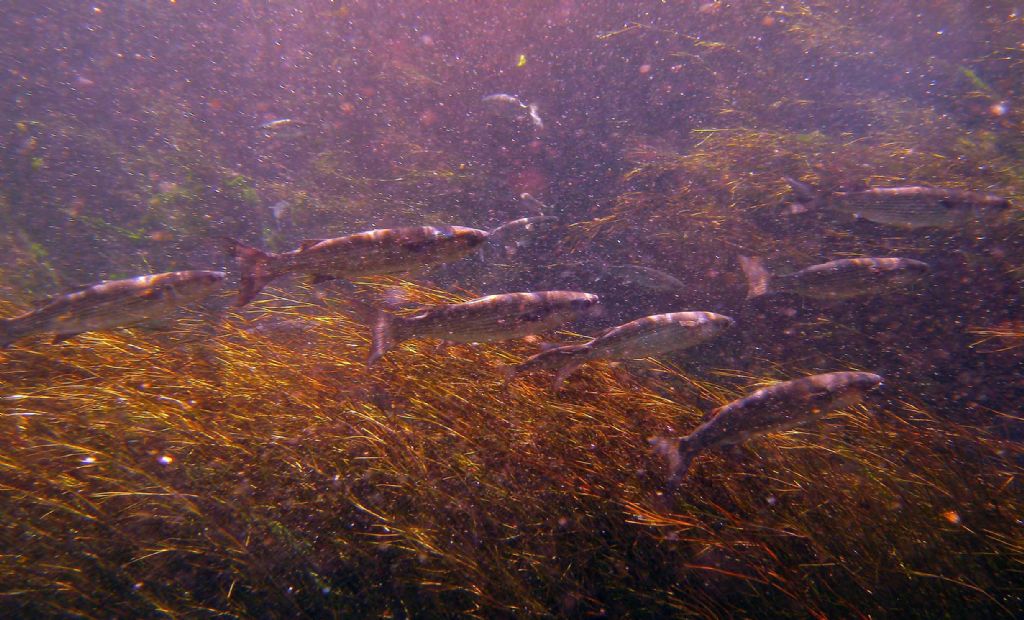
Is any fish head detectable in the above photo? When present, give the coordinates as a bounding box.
[811,371,883,411]
[675,311,735,338]
[890,258,930,285]
[976,195,1014,226]
[569,292,602,316]
[706,312,736,331]
[451,226,490,249]
[902,259,931,276]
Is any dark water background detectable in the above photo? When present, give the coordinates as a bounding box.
[1,1,1023,617]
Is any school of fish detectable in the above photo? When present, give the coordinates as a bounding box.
[0,174,1015,489]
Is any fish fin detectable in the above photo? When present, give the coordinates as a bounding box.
[519,193,549,215]
[738,255,772,299]
[649,435,700,489]
[783,176,820,209]
[551,358,586,391]
[310,274,337,285]
[379,287,426,312]
[497,363,518,384]
[367,309,411,366]
[32,288,81,308]
[299,239,325,251]
[52,332,80,344]
[0,318,19,348]
[223,238,277,307]
[700,405,723,423]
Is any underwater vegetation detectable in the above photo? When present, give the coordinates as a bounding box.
[1,0,1024,617]
[0,284,1023,618]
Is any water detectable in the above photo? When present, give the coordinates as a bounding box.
[1,2,1022,617]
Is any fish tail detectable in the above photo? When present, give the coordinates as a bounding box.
[783,176,821,214]
[223,238,277,307]
[547,345,590,390]
[367,309,411,367]
[649,435,700,489]
[0,318,19,348]
[738,255,772,299]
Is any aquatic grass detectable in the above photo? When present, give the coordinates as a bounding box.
[1,284,1022,617]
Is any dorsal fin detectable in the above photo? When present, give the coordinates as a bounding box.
[299,239,325,251]
[32,282,101,307]
[700,405,723,423]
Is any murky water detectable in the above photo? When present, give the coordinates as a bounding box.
[1,2,1022,617]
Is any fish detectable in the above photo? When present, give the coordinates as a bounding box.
[509,311,734,389]
[366,291,600,365]
[602,264,688,294]
[224,226,490,307]
[259,118,309,139]
[519,193,550,215]
[784,177,1011,229]
[481,93,525,106]
[738,255,929,301]
[0,270,226,347]
[482,93,543,129]
[649,371,883,486]
[486,216,560,259]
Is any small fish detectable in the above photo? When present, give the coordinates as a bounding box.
[482,93,543,129]
[650,371,883,486]
[482,93,526,106]
[519,193,550,215]
[366,291,600,365]
[602,264,688,294]
[510,311,734,389]
[259,118,304,131]
[0,270,226,347]
[784,177,1011,229]
[738,255,929,301]
[224,226,489,306]
[487,216,560,259]
[259,118,309,139]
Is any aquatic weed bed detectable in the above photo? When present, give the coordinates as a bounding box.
[1,291,1021,618]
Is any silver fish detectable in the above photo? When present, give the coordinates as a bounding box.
[739,256,929,301]
[519,193,550,215]
[482,93,543,129]
[603,264,688,294]
[785,177,1011,229]
[650,371,883,486]
[259,118,310,140]
[367,291,600,365]
[224,226,489,306]
[510,311,734,389]
[487,216,560,259]
[0,270,226,347]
